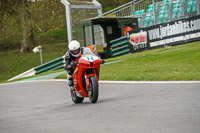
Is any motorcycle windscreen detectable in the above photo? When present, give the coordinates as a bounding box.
[83,47,94,55]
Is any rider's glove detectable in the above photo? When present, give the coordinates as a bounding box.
[70,61,77,69]
[64,61,76,71]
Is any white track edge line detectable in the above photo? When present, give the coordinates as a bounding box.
[99,81,200,84]
[1,79,200,86]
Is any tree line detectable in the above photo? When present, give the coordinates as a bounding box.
[0,0,133,53]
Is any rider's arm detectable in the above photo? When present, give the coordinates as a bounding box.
[64,52,75,71]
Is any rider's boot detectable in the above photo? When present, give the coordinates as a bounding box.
[70,86,75,91]
[67,73,74,86]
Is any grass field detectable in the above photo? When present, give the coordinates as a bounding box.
[100,43,200,81]
[0,43,67,82]
[1,41,200,83]
[57,41,200,81]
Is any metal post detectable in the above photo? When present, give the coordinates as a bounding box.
[132,1,135,15]
[61,0,102,43]
[33,46,43,65]
[180,3,183,19]
[141,14,144,28]
[92,0,102,17]
[39,50,43,65]
[152,0,156,25]
[61,0,73,42]
[197,0,200,15]
[168,5,171,21]
[66,2,72,42]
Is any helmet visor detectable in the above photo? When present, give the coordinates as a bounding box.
[71,48,80,56]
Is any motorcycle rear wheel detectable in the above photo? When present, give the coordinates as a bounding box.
[88,76,98,103]
[70,87,84,104]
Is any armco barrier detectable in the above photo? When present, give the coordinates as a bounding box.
[110,36,130,57]
[7,68,36,81]
[34,57,64,74]
[7,56,65,81]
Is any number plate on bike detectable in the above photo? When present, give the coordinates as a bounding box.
[82,55,98,62]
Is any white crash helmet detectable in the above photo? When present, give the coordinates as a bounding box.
[68,40,81,57]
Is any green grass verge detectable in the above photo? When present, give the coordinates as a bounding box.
[0,43,67,82]
[57,41,200,81]
[1,41,200,83]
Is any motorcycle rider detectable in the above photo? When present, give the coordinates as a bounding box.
[64,40,103,87]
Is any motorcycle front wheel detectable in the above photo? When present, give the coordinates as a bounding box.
[88,76,99,103]
[70,87,84,104]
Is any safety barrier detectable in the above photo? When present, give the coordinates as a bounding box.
[8,56,65,81]
[34,57,65,74]
[110,36,130,57]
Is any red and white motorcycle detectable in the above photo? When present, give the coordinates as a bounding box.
[70,48,102,103]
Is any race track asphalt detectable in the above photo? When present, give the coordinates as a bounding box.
[0,80,200,133]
